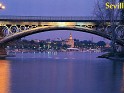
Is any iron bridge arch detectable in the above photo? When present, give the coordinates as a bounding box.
[0,26,124,46]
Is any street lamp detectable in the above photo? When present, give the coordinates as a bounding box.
[0,3,5,9]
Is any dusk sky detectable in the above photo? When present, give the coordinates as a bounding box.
[0,0,107,42]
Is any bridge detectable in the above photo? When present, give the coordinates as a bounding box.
[0,16,124,57]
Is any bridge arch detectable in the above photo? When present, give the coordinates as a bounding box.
[0,26,124,46]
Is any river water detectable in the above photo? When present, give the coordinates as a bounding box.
[0,52,124,93]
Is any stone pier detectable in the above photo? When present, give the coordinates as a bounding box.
[0,28,7,58]
[0,45,7,56]
[0,38,7,58]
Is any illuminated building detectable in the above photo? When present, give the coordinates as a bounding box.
[66,33,74,48]
[105,42,111,48]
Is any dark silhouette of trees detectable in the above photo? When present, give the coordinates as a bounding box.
[94,0,122,52]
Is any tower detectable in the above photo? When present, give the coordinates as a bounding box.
[66,33,74,48]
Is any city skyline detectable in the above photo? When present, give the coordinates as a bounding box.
[25,31,108,42]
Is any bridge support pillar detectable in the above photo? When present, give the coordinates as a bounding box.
[0,36,7,58]
[0,45,6,55]
[0,44,7,58]
[0,27,7,58]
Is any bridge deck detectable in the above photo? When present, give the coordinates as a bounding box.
[0,16,101,22]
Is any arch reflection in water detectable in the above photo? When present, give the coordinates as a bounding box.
[0,60,10,93]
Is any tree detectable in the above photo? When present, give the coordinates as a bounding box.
[62,44,69,49]
[120,0,124,24]
[94,0,120,24]
[97,41,106,46]
[94,0,121,52]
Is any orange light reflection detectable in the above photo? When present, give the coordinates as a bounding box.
[0,60,10,93]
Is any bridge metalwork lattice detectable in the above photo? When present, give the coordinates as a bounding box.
[0,16,124,47]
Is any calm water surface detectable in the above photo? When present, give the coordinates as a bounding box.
[0,52,124,93]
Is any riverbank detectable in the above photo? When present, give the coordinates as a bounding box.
[98,52,124,61]
[0,55,7,59]
[0,53,16,59]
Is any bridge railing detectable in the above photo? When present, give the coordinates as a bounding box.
[0,16,98,21]
[0,15,121,22]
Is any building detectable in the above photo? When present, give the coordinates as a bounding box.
[66,33,74,48]
[105,42,111,48]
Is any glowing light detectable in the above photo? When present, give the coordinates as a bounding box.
[57,22,66,27]
[1,5,5,9]
[0,3,5,9]
[0,3,2,7]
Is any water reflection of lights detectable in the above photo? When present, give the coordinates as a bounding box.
[47,51,58,58]
[0,60,10,93]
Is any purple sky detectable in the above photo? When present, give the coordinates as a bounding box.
[0,0,108,42]
[1,0,95,16]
